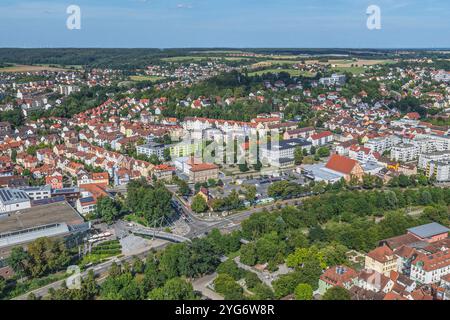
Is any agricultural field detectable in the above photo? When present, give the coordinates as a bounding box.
[162,55,252,62]
[306,58,397,67]
[129,75,166,82]
[0,64,68,73]
[331,66,367,75]
[250,60,300,69]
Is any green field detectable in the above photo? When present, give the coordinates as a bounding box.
[130,75,165,82]
[331,66,367,74]
[162,56,251,62]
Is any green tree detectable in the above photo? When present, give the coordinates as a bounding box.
[322,286,351,300]
[216,260,243,281]
[191,194,208,213]
[96,196,121,224]
[317,147,330,158]
[240,243,257,266]
[294,147,304,165]
[214,273,244,300]
[148,278,196,300]
[294,283,313,300]
[7,246,29,277]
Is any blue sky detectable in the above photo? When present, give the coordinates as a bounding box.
[0,0,449,48]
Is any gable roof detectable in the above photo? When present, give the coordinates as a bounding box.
[367,245,394,263]
[325,154,359,175]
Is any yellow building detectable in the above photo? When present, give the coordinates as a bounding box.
[365,245,398,276]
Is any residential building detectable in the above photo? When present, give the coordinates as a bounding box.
[318,265,358,295]
[365,135,401,154]
[307,131,333,147]
[391,144,420,162]
[365,245,398,276]
[136,142,168,160]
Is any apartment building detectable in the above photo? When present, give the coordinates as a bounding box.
[136,142,168,160]
[364,135,402,154]
[419,151,450,182]
[410,250,450,284]
[319,74,346,86]
[391,143,420,162]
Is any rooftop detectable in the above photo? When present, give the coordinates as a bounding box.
[408,222,450,239]
[0,201,84,236]
[0,188,30,205]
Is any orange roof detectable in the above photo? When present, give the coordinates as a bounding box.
[92,172,109,181]
[320,265,358,287]
[310,131,332,140]
[367,245,395,263]
[79,183,108,200]
[325,154,359,175]
[154,164,176,171]
[190,163,219,172]
[383,292,407,300]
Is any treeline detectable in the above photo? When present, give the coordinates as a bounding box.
[0,48,175,69]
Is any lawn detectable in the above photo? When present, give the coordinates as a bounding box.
[331,66,367,75]
[129,75,165,82]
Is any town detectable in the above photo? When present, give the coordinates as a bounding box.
[1,48,450,302]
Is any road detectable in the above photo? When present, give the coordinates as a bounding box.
[12,241,170,300]
[192,273,223,300]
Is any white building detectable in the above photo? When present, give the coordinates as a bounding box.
[391,144,420,162]
[410,249,450,284]
[136,142,167,160]
[260,138,312,168]
[419,150,450,181]
[0,189,32,213]
[19,185,52,201]
[364,135,402,154]
[319,74,346,86]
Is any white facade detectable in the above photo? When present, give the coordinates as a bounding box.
[411,259,450,284]
[365,135,402,154]
[0,189,32,213]
[391,144,420,162]
[136,143,167,160]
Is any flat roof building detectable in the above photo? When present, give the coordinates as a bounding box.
[0,201,89,260]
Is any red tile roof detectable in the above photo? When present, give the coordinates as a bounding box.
[325,154,359,175]
[367,245,395,263]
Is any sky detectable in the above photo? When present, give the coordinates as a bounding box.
[0,0,449,48]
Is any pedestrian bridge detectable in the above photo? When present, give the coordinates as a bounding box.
[131,228,191,243]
